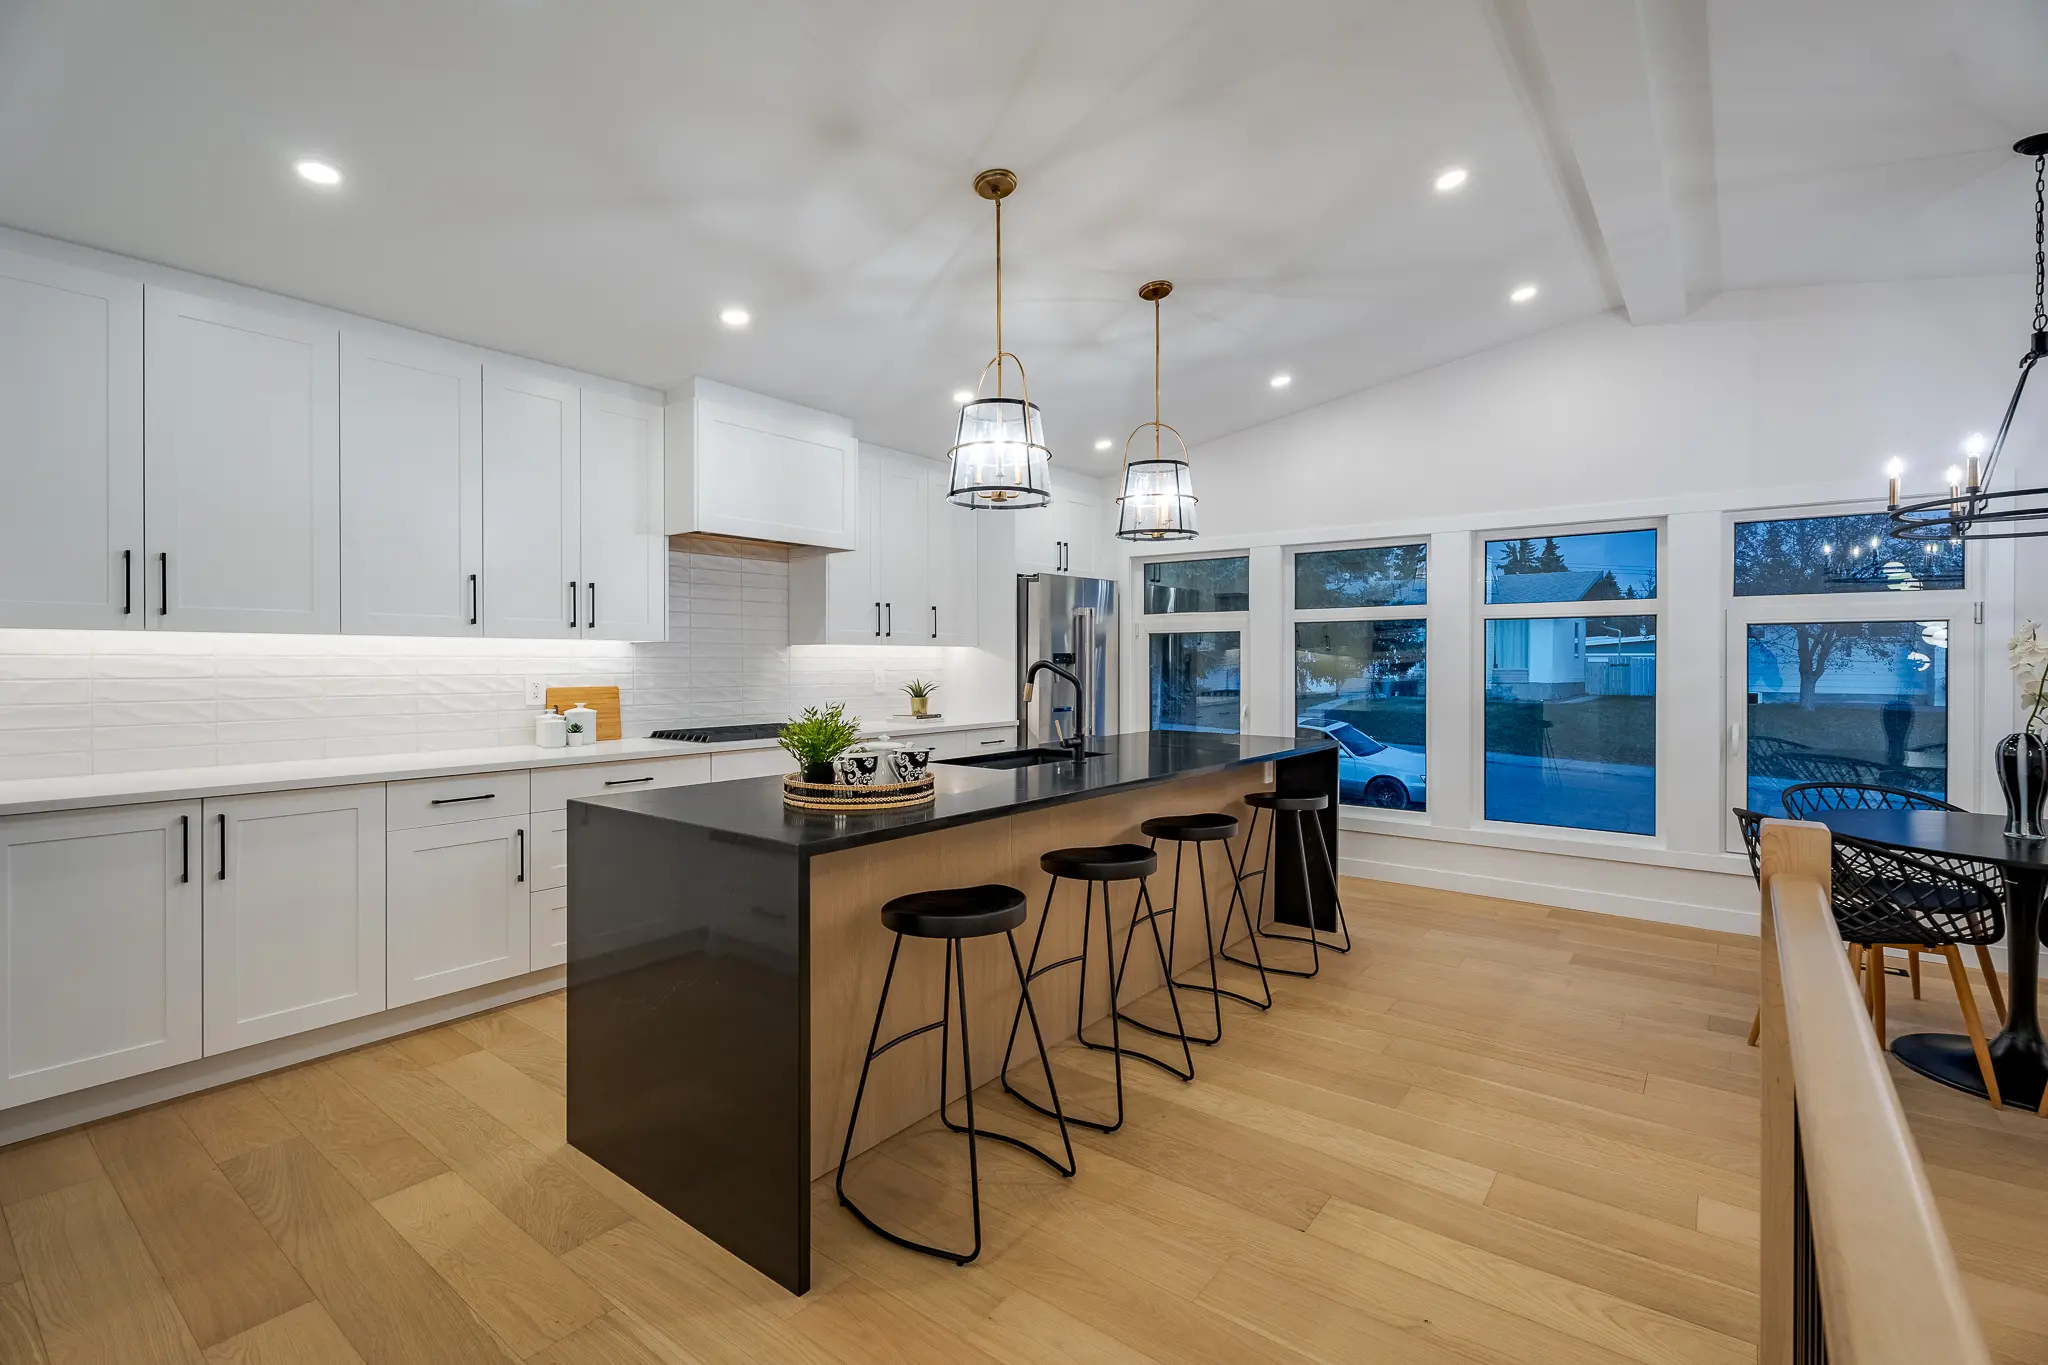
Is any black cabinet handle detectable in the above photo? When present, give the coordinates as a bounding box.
[885,602,892,637]
[180,814,189,884]
[604,775,654,787]
[158,552,168,616]
[980,737,1008,745]
[123,550,133,615]
[587,582,596,628]
[516,827,526,883]
[932,605,938,639]
[469,573,478,626]
[569,581,579,628]
[874,602,881,637]
[217,812,227,880]
[430,793,496,806]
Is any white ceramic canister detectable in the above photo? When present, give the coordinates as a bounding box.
[563,702,598,746]
[534,706,568,749]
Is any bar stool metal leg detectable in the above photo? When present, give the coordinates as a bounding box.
[1244,807,1351,979]
[1002,875,1129,1133]
[1215,807,1277,1008]
[1108,877,1198,1080]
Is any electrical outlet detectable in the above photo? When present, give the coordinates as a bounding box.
[525,678,546,706]
[872,668,887,693]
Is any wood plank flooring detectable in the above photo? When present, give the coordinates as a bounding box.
[3,878,2046,1362]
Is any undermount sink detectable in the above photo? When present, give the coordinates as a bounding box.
[937,746,1107,771]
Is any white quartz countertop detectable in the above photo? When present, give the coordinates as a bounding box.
[0,717,1016,818]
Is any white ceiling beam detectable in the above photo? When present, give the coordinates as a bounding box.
[1490,0,1720,325]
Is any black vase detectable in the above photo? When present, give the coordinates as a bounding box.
[802,761,836,785]
[1997,731,2048,838]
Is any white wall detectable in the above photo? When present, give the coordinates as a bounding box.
[1168,274,2043,934]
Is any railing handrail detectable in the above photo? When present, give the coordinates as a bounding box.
[1757,817,1991,1365]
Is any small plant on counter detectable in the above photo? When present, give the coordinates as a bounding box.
[779,702,862,783]
[902,678,939,717]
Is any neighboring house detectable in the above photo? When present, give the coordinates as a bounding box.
[1485,569,1610,605]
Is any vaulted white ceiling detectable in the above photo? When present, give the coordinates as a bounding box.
[0,0,2041,473]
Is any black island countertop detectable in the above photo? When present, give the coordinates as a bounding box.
[572,728,1336,851]
[565,728,1337,1295]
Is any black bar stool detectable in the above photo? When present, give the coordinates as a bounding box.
[835,883,1074,1266]
[1133,813,1273,1044]
[1221,791,1350,980]
[1000,842,1193,1134]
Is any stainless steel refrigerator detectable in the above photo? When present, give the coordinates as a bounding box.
[1017,573,1119,747]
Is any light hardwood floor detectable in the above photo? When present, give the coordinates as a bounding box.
[1,878,2044,1364]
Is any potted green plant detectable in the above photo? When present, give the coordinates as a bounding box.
[902,678,939,719]
[779,702,862,784]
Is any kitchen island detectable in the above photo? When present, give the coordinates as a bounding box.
[565,729,1338,1293]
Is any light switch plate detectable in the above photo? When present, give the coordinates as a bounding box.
[525,678,546,706]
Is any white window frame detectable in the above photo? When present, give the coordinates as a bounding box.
[1134,549,1252,734]
[1474,518,1666,844]
[1286,536,1432,822]
[1722,500,1981,852]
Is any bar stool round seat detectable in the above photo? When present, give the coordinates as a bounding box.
[1244,791,1330,813]
[1039,844,1158,881]
[1141,813,1240,843]
[880,885,1027,938]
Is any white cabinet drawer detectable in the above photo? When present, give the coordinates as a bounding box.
[533,807,568,891]
[531,885,568,970]
[928,725,1018,760]
[709,747,789,782]
[387,770,529,829]
[530,755,708,812]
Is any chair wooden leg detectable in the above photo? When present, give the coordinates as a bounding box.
[1747,1009,1760,1048]
[1869,945,1886,1044]
[1974,944,2008,1025]
[1941,945,2002,1110]
[1908,946,1922,999]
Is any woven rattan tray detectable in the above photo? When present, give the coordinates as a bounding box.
[782,773,937,812]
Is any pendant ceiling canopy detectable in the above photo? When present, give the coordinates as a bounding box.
[947,168,1052,510]
[1116,279,1198,541]
[1888,133,2048,542]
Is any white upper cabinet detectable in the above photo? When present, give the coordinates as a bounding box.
[578,389,667,642]
[0,801,202,1109]
[925,471,979,645]
[144,288,340,632]
[666,378,859,550]
[1057,491,1105,577]
[790,446,979,646]
[340,331,483,636]
[871,454,927,643]
[483,365,581,639]
[0,248,144,630]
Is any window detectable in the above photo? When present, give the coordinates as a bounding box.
[1734,512,1963,597]
[1144,557,1248,613]
[1745,622,1948,814]
[1482,526,1658,836]
[1726,504,1975,838]
[1292,540,1428,812]
[1150,631,1241,732]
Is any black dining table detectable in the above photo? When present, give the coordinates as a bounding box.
[1809,808,2048,1108]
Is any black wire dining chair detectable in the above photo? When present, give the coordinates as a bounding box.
[1735,809,2007,1107]
[1774,783,1999,1012]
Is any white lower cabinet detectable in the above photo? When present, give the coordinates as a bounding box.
[0,802,202,1108]
[201,786,386,1056]
[387,813,530,1007]
[927,725,1019,759]
[531,885,569,971]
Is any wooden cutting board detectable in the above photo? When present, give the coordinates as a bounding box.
[545,686,621,742]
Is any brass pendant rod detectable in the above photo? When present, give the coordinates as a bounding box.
[994,196,1003,399]
[1153,296,1161,459]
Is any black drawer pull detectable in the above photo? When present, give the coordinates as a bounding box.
[430,793,496,806]
[179,813,189,884]
[604,775,655,787]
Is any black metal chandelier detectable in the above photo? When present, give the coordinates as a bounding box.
[1889,133,2048,541]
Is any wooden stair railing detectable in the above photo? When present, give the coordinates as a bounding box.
[1758,818,1991,1365]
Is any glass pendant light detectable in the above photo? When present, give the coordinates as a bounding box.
[1115,279,1197,541]
[947,168,1051,509]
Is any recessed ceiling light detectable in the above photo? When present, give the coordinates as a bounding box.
[293,159,342,187]
[1269,373,1292,389]
[1094,438,1113,451]
[952,390,974,405]
[719,307,750,328]
[1434,167,1468,193]
[1509,283,1539,304]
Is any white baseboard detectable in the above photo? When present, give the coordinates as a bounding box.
[0,966,565,1148]
[1338,851,1761,939]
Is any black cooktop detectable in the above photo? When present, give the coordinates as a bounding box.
[650,723,786,744]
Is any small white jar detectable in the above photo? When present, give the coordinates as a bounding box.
[534,707,568,749]
[564,703,598,746]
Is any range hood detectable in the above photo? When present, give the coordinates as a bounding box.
[664,378,862,551]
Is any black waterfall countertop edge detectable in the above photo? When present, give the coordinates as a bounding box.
[572,730,1335,853]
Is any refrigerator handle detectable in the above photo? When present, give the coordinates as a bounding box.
[1072,606,1094,743]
